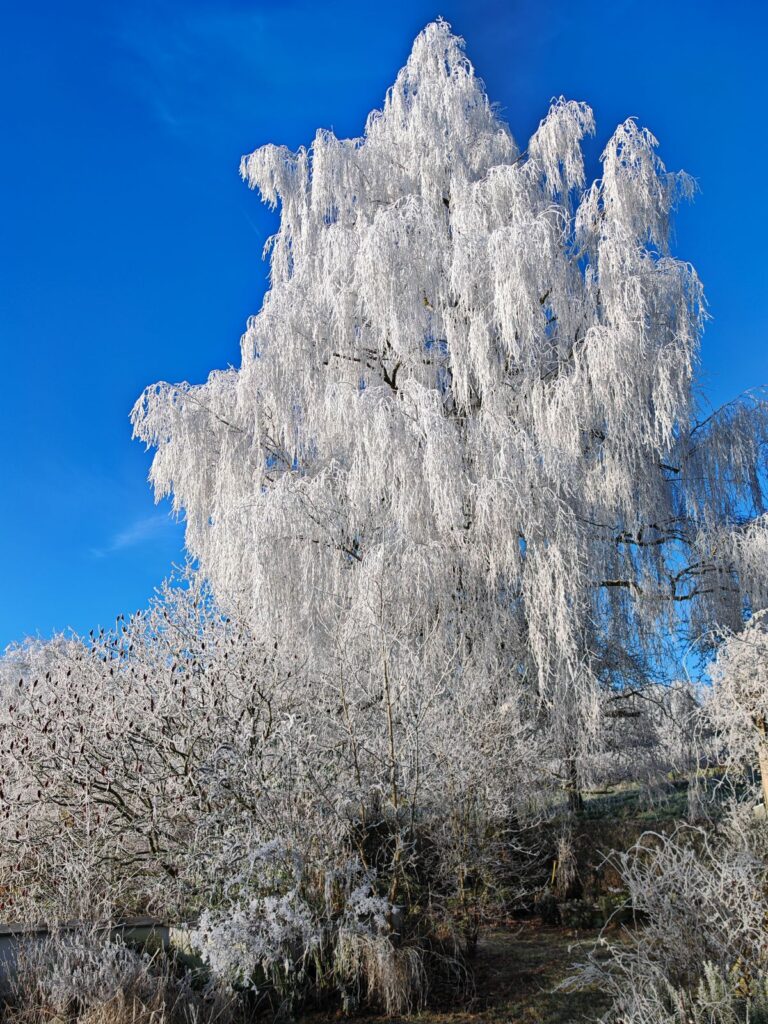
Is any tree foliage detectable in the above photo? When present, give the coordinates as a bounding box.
[132,21,768,782]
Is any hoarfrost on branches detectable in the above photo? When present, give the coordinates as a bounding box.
[132,21,768,796]
[707,609,768,800]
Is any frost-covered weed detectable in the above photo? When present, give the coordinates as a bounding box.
[333,932,427,1017]
[6,927,231,1024]
[13,930,152,1010]
[604,962,768,1024]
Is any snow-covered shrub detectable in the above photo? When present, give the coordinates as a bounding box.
[707,611,768,800]
[572,799,768,1020]
[6,927,229,1024]
[602,962,768,1024]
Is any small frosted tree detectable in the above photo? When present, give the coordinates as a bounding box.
[132,20,768,807]
[708,609,768,804]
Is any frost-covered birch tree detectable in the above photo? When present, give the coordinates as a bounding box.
[132,20,768,806]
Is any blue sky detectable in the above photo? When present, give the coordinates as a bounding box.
[1,0,766,646]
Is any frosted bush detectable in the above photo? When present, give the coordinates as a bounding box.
[343,881,392,932]
[189,858,428,1014]
[0,559,542,954]
[605,962,768,1024]
[707,610,768,800]
[191,890,321,990]
[13,930,152,1011]
[572,800,768,1020]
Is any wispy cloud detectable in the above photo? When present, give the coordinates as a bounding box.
[108,0,389,138]
[109,3,289,135]
[91,513,179,558]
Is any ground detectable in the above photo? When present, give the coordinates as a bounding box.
[461,923,611,1024]
[306,921,614,1024]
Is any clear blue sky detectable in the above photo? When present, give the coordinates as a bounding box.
[1,0,766,647]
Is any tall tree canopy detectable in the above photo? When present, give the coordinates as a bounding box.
[132,20,768,782]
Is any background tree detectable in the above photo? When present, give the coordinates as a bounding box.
[707,609,768,804]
